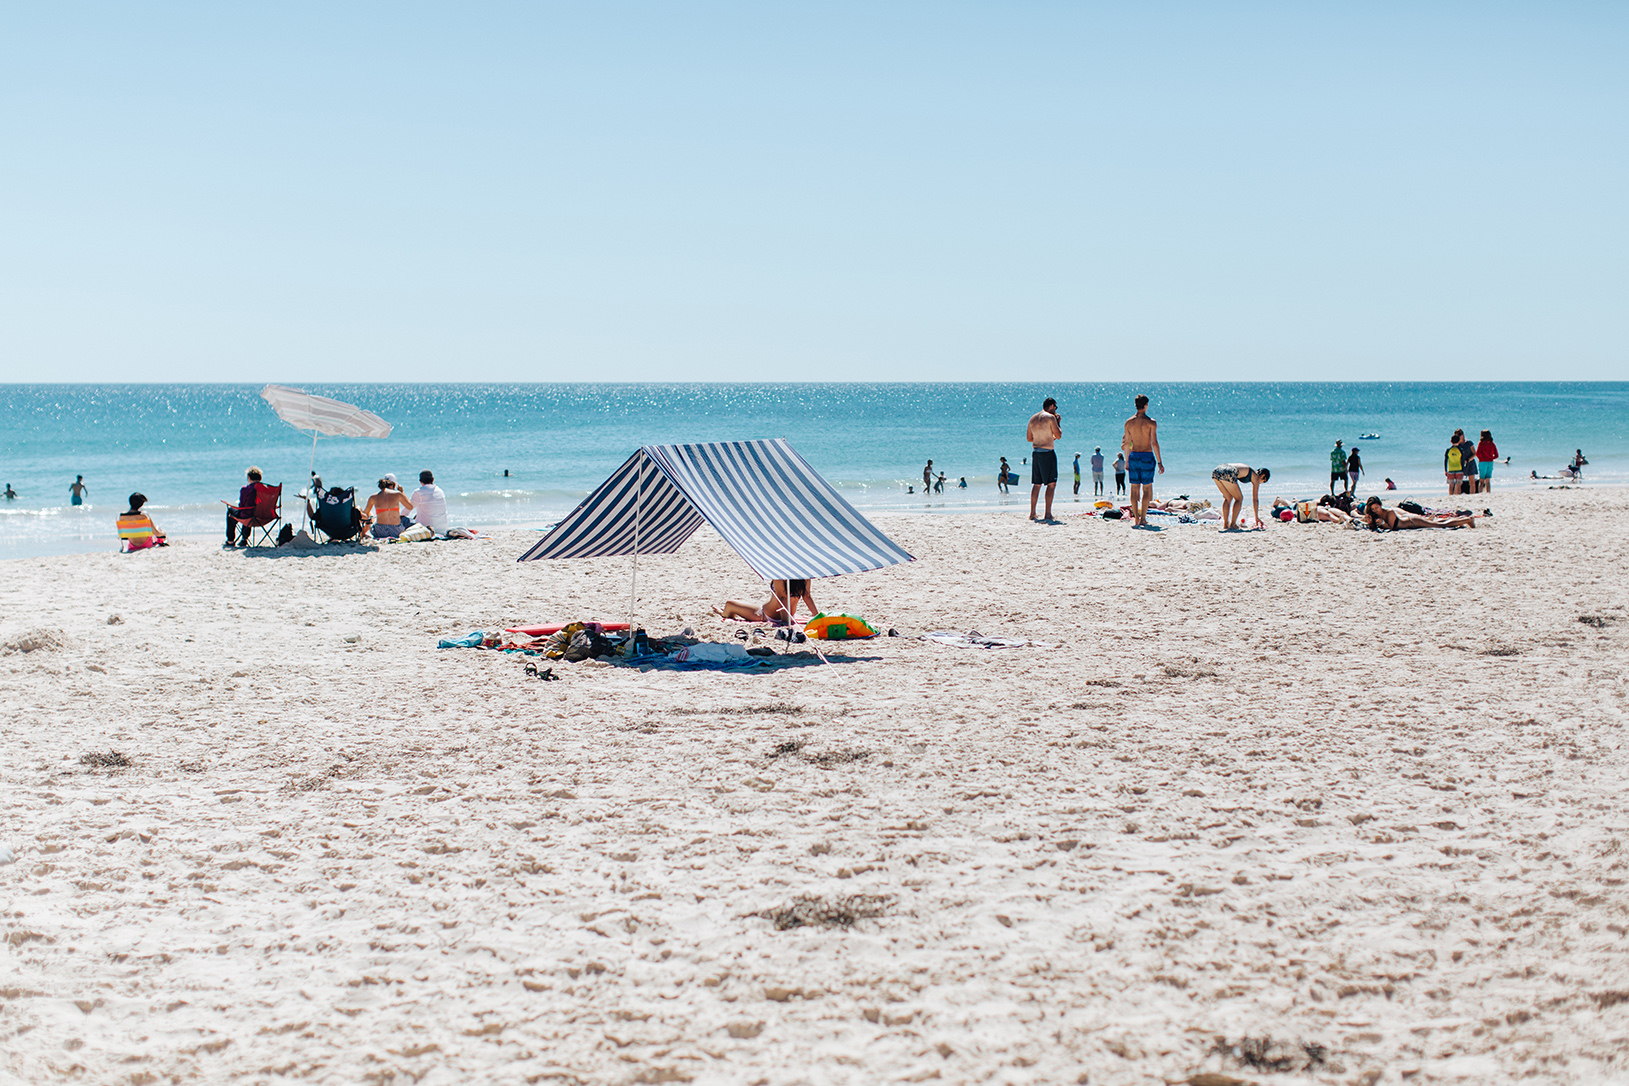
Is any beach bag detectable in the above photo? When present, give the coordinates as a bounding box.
[803,612,879,640]
[1295,501,1317,523]
[276,523,295,546]
[1398,500,1425,515]
[400,524,434,543]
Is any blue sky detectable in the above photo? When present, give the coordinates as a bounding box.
[2,2,1624,382]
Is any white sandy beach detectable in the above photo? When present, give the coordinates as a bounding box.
[3,488,1628,1085]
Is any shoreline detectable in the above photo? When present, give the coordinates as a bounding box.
[1,478,1617,562]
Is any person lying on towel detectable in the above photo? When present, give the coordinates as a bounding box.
[712,579,817,625]
[1362,497,1479,531]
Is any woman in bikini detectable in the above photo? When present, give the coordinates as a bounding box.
[1210,464,1270,530]
[1362,497,1478,530]
[363,478,414,540]
[712,579,818,625]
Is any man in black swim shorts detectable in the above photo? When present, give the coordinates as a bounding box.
[1025,397,1061,522]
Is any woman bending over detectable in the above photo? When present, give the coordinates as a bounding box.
[1211,465,1270,530]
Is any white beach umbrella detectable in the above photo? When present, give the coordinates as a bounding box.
[260,385,392,516]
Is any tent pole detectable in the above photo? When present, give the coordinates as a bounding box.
[630,452,642,639]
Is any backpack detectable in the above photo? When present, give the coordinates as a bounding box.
[1446,447,1463,472]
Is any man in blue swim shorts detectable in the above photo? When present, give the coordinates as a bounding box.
[1026,397,1062,522]
[1121,394,1163,526]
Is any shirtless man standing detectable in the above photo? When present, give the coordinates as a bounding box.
[1025,398,1062,522]
[1121,394,1163,527]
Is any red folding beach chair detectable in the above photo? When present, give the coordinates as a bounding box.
[226,482,283,547]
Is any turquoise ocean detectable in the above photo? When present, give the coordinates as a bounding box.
[1,383,1624,559]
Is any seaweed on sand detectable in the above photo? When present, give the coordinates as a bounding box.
[757,894,891,931]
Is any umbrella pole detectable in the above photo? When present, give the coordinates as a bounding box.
[304,430,318,531]
[630,453,642,639]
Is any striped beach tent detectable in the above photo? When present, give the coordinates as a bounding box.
[517,439,914,583]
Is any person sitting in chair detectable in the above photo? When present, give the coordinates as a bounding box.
[712,579,818,625]
[226,467,262,547]
[308,476,370,540]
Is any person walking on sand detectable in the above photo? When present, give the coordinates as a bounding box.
[69,475,88,506]
[1346,446,1363,494]
[1476,430,1498,493]
[1026,397,1062,522]
[1072,453,1081,497]
[1113,451,1126,496]
[1121,395,1162,526]
[997,457,1010,494]
[1329,440,1347,497]
[1090,447,1105,496]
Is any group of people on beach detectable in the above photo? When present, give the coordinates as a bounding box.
[1009,392,1504,533]
[1023,394,1168,526]
[216,467,449,546]
[1445,429,1502,495]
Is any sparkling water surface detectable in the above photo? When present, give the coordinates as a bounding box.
[1,383,1623,558]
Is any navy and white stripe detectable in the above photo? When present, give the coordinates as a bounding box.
[517,438,914,579]
[516,451,705,561]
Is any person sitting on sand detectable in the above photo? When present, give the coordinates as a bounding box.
[712,579,818,625]
[119,493,168,549]
[1210,464,1270,530]
[1362,497,1478,530]
[363,478,414,539]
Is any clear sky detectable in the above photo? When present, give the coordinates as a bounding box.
[2,2,1624,383]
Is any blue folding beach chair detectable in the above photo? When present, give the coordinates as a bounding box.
[311,485,362,543]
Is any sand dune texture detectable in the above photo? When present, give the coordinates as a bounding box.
[3,489,1628,1085]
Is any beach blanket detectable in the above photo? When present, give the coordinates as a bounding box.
[612,650,770,673]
